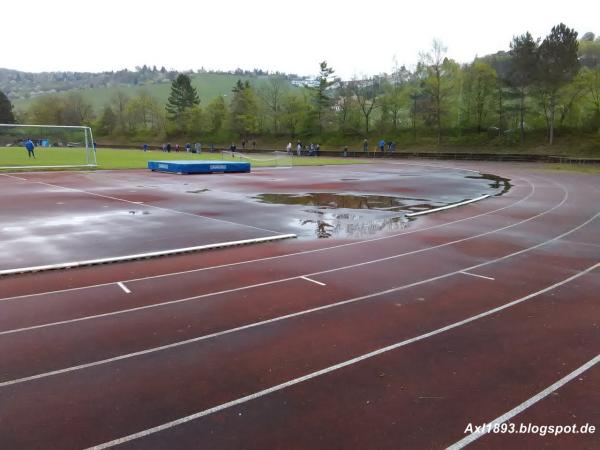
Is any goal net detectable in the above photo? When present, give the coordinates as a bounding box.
[220,150,292,168]
[0,124,97,169]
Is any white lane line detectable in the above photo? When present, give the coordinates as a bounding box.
[301,276,326,286]
[0,173,28,181]
[406,195,490,218]
[85,263,600,450]
[1,216,597,387]
[0,183,575,337]
[388,161,482,174]
[0,164,95,170]
[117,282,131,294]
[460,271,495,281]
[447,353,600,449]
[0,178,535,303]
[31,179,284,235]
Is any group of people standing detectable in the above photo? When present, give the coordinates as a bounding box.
[151,143,215,153]
[363,138,397,153]
[287,141,320,156]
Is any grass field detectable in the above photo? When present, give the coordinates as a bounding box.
[0,147,367,170]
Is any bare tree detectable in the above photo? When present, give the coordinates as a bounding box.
[349,76,381,134]
[111,91,130,132]
[259,77,287,133]
[420,39,453,144]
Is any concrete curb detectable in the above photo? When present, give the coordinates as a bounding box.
[0,234,297,277]
[406,195,491,218]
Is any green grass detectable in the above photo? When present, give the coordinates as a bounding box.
[0,147,368,170]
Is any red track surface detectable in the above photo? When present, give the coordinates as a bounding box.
[0,161,598,449]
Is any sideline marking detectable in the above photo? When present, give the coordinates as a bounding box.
[85,263,600,449]
[460,271,495,281]
[301,276,326,286]
[0,183,576,337]
[0,177,535,303]
[117,282,131,294]
[1,216,596,388]
[447,353,600,449]
[406,195,490,217]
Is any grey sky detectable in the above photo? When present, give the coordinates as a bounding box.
[4,0,599,78]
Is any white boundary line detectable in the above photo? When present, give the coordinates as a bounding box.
[85,262,600,449]
[117,283,131,294]
[300,276,326,286]
[0,235,297,276]
[2,210,596,387]
[406,195,490,217]
[447,353,600,449]
[0,182,569,336]
[0,177,536,303]
[460,271,495,281]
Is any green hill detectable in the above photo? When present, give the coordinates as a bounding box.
[11,72,289,113]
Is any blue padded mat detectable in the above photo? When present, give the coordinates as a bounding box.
[148,160,251,174]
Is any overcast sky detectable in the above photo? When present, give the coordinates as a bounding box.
[4,0,599,78]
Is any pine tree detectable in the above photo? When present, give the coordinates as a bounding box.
[311,61,336,133]
[165,74,200,123]
[0,90,16,123]
[509,32,539,143]
[538,23,580,144]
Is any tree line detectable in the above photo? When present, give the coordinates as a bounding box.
[2,23,599,148]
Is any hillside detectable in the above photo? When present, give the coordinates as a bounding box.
[0,68,301,113]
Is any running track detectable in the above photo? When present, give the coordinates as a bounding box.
[0,161,598,449]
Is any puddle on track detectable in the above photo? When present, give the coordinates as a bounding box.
[253,173,511,239]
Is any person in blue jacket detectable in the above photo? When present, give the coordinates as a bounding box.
[379,139,385,152]
[25,138,36,158]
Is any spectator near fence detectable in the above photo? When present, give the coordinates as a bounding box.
[25,138,35,158]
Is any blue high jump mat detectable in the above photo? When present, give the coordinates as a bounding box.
[148,160,251,174]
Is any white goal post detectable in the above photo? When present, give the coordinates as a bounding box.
[0,123,97,169]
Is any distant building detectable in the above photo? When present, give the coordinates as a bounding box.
[290,78,319,88]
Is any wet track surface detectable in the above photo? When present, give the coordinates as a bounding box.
[0,160,598,449]
[0,165,508,270]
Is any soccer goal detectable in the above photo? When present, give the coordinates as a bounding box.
[221,150,293,168]
[0,124,97,170]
